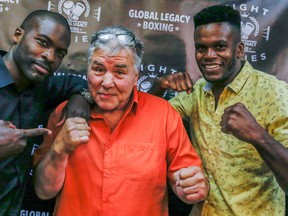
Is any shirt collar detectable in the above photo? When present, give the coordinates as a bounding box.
[0,50,15,88]
[202,60,251,94]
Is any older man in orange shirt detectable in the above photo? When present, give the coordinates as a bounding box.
[33,26,208,216]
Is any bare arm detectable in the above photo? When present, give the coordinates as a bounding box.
[34,147,69,199]
[220,103,288,193]
[34,117,90,199]
[61,93,91,122]
[171,166,209,204]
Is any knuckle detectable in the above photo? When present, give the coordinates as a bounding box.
[198,190,207,200]
[15,130,23,138]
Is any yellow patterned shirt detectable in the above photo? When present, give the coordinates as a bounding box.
[169,61,288,216]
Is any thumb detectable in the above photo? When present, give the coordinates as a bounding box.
[7,122,16,129]
[78,135,90,144]
[173,169,183,186]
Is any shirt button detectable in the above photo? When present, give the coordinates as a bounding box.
[208,150,213,154]
[103,198,110,203]
[105,170,111,175]
[209,175,213,179]
[204,200,209,204]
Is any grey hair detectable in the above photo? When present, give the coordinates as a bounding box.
[88,26,144,73]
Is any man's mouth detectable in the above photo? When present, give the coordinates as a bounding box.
[98,93,114,99]
[205,64,220,69]
[33,61,51,75]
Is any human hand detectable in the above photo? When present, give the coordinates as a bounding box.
[52,117,90,155]
[220,103,265,144]
[0,120,51,159]
[61,94,91,122]
[173,166,208,204]
[158,72,193,93]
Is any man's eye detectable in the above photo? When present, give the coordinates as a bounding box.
[196,46,206,52]
[94,68,104,73]
[115,70,125,77]
[37,39,48,47]
[216,45,226,51]
[57,50,66,58]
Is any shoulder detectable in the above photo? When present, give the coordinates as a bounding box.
[194,77,206,87]
[49,101,69,124]
[248,66,288,90]
[243,62,288,103]
[137,91,179,114]
[46,74,87,85]
[138,91,170,105]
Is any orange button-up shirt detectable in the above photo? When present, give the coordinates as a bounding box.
[34,88,201,216]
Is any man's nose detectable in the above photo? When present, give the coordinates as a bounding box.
[205,48,217,58]
[102,72,115,88]
[42,49,55,63]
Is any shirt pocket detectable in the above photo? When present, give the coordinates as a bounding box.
[125,142,160,181]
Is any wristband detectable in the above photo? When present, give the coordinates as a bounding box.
[80,88,94,104]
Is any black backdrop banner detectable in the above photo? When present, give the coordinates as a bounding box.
[1,0,288,215]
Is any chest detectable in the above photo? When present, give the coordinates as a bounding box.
[0,85,49,129]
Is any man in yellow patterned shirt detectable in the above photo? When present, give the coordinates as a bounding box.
[149,5,288,216]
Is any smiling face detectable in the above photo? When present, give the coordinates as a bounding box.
[12,18,70,84]
[87,48,139,113]
[194,22,244,86]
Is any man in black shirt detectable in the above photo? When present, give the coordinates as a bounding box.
[0,10,88,215]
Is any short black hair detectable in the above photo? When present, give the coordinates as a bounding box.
[193,5,241,30]
[20,10,70,34]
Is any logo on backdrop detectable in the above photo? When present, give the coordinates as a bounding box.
[128,9,191,32]
[0,0,19,13]
[231,3,271,63]
[48,0,101,43]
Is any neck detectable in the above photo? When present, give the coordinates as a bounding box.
[3,50,31,92]
[212,60,244,94]
[100,109,127,132]
[93,95,133,132]
[211,60,244,106]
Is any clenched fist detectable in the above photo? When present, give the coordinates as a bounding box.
[172,166,209,204]
[52,117,91,155]
[220,102,266,144]
[158,72,193,93]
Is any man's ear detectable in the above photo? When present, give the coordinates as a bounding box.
[236,41,245,58]
[134,72,139,86]
[12,27,24,44]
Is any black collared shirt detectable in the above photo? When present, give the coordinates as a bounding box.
[0,50,87,215]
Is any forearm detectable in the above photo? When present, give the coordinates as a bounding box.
[252,132,288,193]
[34,148,68,200]
[45,75,88,109]
[147,79,166,97]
